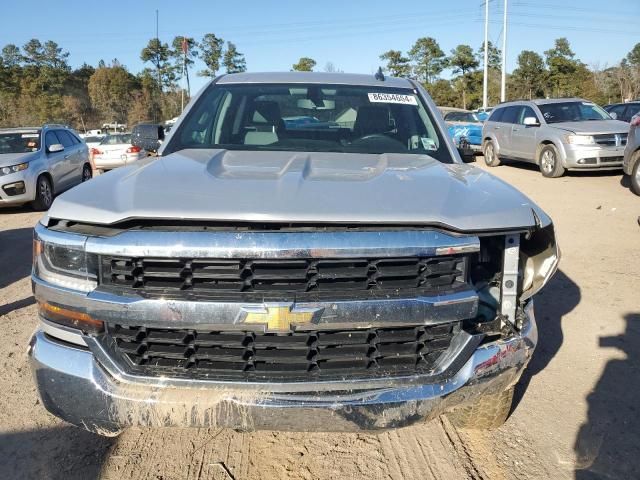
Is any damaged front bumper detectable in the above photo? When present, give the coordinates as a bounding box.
[28,302,537,435]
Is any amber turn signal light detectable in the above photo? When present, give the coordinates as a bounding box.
[38,301,104,333]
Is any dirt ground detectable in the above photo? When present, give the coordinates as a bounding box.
[0,159,638,480]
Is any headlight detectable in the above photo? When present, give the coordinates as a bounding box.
[565,134,595,145]
[33,233,98,292]
[520,223,560,300]
[0,162,28,176]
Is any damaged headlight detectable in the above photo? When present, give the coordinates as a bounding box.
[33,230,98,292]
[520,223,560,300]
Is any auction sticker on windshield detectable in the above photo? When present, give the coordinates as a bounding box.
[368,93,418,105]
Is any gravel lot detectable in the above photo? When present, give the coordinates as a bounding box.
[0,159,638,480]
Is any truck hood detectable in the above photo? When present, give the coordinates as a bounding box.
[48,149,547,231]
[548,119,629,135]
[0,151,38,167]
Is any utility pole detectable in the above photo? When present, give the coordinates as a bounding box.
[482,0,489,110]
[155,9,160,91]
[154,9,160,123]
[501,0,508,102]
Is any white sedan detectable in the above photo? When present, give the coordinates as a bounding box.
[90,134,148,171]
[81,134,105,150]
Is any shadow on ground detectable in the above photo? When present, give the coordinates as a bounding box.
[512,269,580,411]
[574,313,640,480]
[0,227,34,290]
[0,425,114,480]
[496,160,623,179]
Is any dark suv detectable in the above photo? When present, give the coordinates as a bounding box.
[604,101,640,123]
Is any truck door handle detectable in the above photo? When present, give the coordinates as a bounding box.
[494,126,501,130]
[513,128,520,132]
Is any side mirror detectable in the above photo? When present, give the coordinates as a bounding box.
[609,111,618,120]
[523,117,540,126]
[48,144,64,153]
[131,124,165,154]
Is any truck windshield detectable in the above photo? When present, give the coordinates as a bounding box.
[538,101,611,124]
[165,83,453,163]
[0,131,41,154]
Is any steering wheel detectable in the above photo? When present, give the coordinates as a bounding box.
[352,133,390,143]
[351,133,406,150]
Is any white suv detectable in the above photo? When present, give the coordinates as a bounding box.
[482,98,629,177]
[0,125,92,210]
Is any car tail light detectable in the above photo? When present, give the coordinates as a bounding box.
[631,115,640,127]
[90,147,102,155]
[126,146,141,153]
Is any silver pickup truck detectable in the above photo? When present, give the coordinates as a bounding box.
[29,72,559,436]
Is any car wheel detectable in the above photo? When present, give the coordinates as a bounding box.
[631,156,640,196]
[539,144,565,178]
[82,164,92,182]
[31,175,53,211]
[483,140,501,167]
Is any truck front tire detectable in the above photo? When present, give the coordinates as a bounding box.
[447,386,514,430]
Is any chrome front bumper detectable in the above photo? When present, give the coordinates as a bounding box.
[28,302,537,435]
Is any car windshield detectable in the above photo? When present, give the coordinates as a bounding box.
[538,101,611,124]
[165,83,453,163]
[0,131,41,154]
[100,134,131,145]
[84,136,103,143]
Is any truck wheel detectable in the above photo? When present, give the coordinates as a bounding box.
[630,155,640,196]
[483,140,501,167]
[447,386,514,430]
[539,144,565,178]
[31,175,53,211]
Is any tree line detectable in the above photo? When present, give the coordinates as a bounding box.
[0,35,638,131]
[293,38,640,110]
[375,37,640,110]
[0,35,247,129]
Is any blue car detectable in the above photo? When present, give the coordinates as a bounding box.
[439,107,484,160]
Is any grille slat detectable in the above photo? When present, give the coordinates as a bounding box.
[102,255,467,299]
[105,323,458,381]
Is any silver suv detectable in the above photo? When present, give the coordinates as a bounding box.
[0,125,91,210]
[482,98,630,177]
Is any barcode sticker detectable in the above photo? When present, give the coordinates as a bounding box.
[368,93,418,105]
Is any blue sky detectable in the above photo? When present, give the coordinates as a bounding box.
[1,0,638,93]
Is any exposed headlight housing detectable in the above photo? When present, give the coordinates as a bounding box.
[565,134,595,145]
[0,162,28,176]
[520,223,560,300]
[33,232,98,292]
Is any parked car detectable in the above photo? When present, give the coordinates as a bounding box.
[0,124,91,210]
[80,134,105,150]
[603,101,640,123]
[131,123,165,154]
[90,133,148,171]
[30,72,558,437]
[475,107,494,121]
[623,113,640,195]
[482,98,629,177]
[439,107,483,159]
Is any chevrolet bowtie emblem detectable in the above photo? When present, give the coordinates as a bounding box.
[241,304,323,332]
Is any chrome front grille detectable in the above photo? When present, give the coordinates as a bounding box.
[104,322,460,381]
[100,255,467,299]
[594,133,627,147]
